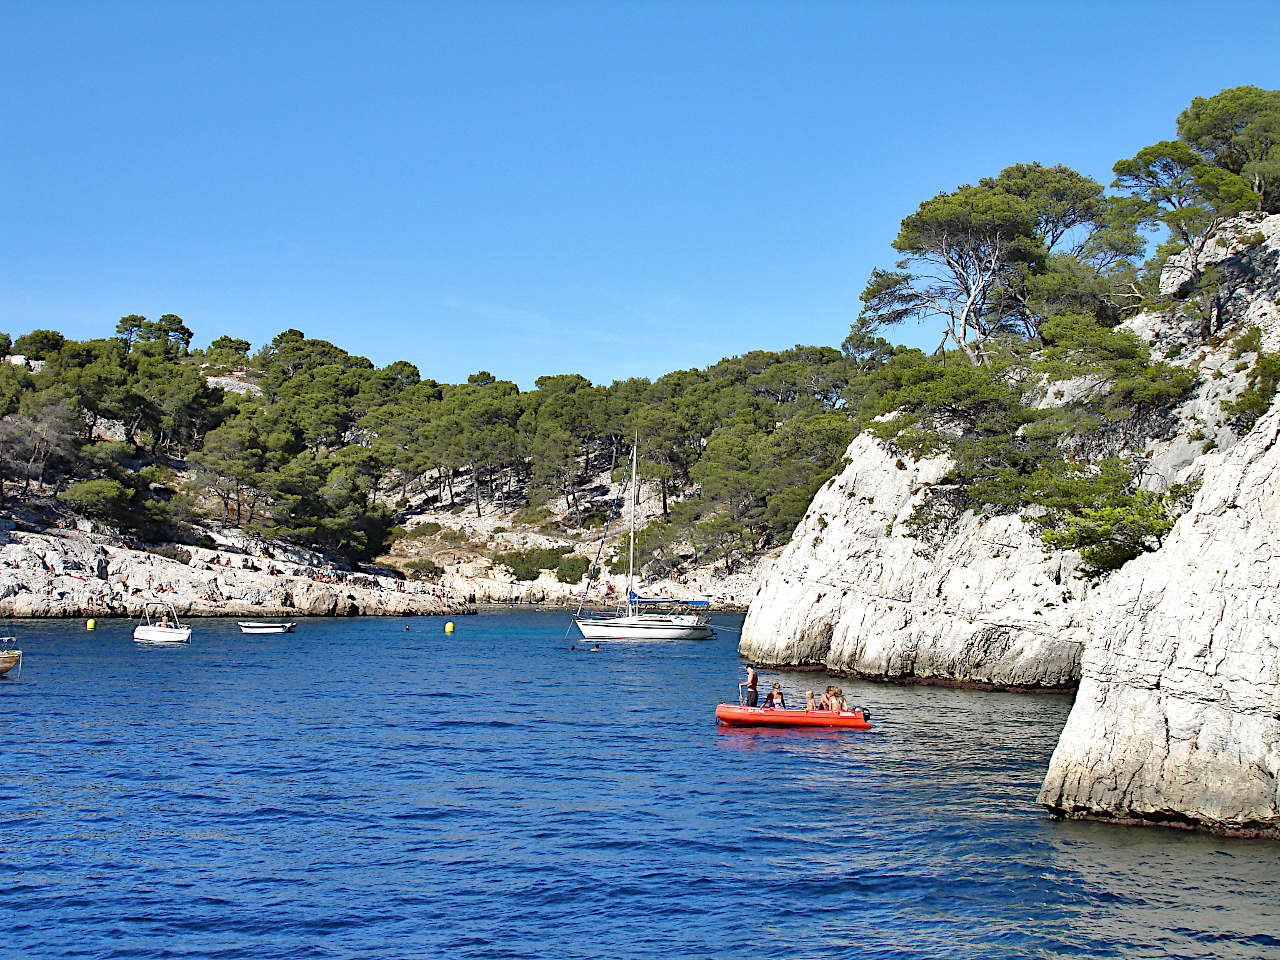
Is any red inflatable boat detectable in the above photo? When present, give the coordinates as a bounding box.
[715,703,873,729]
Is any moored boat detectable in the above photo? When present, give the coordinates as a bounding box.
[0,637,21,679]
[572,443,715,642]
[575,597,714,641]
[133,601,191,643]
[237,621,297,634]
[715,703,873,729]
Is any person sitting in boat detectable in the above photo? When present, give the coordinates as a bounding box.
[762,683,786,709]
[829,687,849,712]
[739,663,759,707]
[159,614,171,627]
[805,690,817,710]
[817,685,835,710]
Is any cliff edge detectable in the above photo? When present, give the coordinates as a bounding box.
[738,433,1086,688]
[1039,396,1280,836]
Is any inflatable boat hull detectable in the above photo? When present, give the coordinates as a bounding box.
[715,703,872,729]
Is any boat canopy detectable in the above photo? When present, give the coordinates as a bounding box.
[629,592,709,606]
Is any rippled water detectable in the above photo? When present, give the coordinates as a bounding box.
[2,612,1278,959]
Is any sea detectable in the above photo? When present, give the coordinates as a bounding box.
[2,611,1278,960]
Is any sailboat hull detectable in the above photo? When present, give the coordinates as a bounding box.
[574,614,713,641]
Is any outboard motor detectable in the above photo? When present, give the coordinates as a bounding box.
[859,706,872,722]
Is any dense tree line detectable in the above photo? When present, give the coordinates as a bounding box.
[0,319,856,567]
[2,86,1276,575]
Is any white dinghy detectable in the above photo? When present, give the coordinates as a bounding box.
[237,621,296,635]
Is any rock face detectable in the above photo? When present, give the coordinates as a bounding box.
[0,531,470,618]
[1159,212,1280,349]
[1039,397,1280,836]
[739,433,1088,688]
[741,214,1280,833]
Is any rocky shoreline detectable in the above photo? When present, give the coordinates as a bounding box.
[0,527,472,619]
[0,525,757,621]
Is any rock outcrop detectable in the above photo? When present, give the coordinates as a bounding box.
[1039,397,1280,836]
[740,213,1280,833]
[0,530,470,618]
[739,433,1088,688]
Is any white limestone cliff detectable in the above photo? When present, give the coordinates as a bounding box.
[1039,396,1280,836]
[740,213,1280,833]
[739,433,1088,688]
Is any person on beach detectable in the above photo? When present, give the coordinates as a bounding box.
[739,663,759,706]
[762,682,786,709]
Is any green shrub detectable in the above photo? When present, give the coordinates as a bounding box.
[555,555,590,583]
[513,503,552,525]
[1231,326,1263,359]
[1041,484,1192,576]
[405,558,445,580]
[58,478,134,521]
[578,511,608,529]
[394,521,442,541]
[494,546,573,580]
[1223,351,1280,429]
[146,544,193,564]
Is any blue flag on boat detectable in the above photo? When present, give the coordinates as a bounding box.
[629,592,709,606]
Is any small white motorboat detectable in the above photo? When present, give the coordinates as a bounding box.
[0,637,21,679]
[237,621,296,635]
[133,601,192,643]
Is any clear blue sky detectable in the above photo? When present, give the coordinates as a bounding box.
[3,1,1277,388]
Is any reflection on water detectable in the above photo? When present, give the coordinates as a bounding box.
[1,613,1277,960]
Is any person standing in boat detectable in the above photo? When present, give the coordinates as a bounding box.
[739,663,759,707]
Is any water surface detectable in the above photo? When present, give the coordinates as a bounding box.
[2,612,1278,959]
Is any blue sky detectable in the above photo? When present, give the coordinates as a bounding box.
[3,1,1277,388]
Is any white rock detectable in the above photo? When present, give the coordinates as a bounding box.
[740,433,1088,688]
[1040,395,1280,836]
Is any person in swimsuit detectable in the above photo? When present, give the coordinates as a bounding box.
[817,685,835,710]
[829,687,849,711]
[805,690,817,710]
[762,682,786,709]
[739,663,759,707]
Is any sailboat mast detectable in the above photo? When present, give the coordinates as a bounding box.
[627,442,637,611]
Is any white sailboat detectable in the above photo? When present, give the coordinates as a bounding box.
[573,444,714,642]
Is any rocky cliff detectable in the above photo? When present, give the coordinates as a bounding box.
[741,214,1280,834]
[739,434,1087,688]
[1039,397,1280,836]
[742,214,1280,690]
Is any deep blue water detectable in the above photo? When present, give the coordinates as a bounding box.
[2,612,1279,960]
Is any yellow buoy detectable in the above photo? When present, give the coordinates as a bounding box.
[86,618,96,631]
[444,621,455,634]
